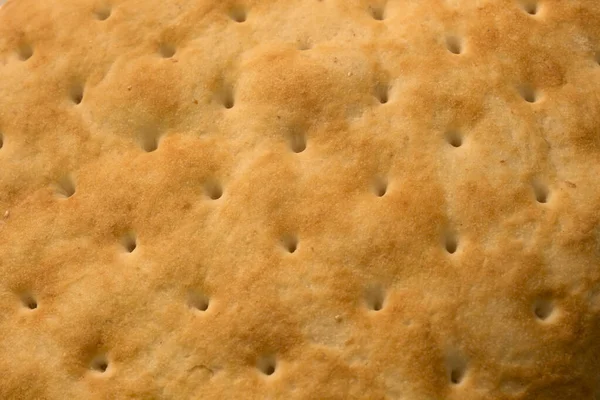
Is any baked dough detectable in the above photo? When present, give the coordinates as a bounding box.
[0,0,599,399]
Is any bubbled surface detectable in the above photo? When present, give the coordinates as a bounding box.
[0,0,600,399]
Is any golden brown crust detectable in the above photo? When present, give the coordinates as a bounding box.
[0,0,600,398]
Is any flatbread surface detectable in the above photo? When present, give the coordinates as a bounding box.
[0,0,600,399]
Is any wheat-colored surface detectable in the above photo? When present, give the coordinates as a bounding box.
[0,0,600,399]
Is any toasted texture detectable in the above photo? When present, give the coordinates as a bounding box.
[1,0,600,399]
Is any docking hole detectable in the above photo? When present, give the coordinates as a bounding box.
[520,1,539,15]
[445,130,463,148]
[444,231,458,254]
[230,6,247,22]
[70,84,84,105]
[159,43,176,58]
[90,354,109,373]
[94,6,112,20]
[532,180,549,203]
[21,294,37,310]
[446,36,463,55]
[533,298,554,321]
[55,175,76,198]
[518,84,539,103]
[139,126,162,152]
[204,180,223,200]
[121,232,137,253]
[289,128,306,153]
[365,284,385,311]
[375,83,389,104]
[188,291,210,311]
[447,353,468,385]
[373,177,388,197]
[17,43,33,61]
[257,355,276,376]
[282,234,298,253]
[370,5,385,20]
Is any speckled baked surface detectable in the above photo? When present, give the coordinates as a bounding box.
[0,0,600,399]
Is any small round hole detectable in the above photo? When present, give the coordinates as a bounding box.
[365,285,385,311]
[17,44,33,61]
[215,85,235,109]
[447,353,467,385]
[290,131,306,153]
[445,232,458,254]
[159,44,176,58]
[450,367,464,384]
[142,136,158,152]
[375,83,389,104]
[55,175,76,198]
[282,234,298,253]
[22,294,37,310]
[370,6,385,20]
[205,181,223,200]
[446,36,463,55]
[595,52,600,66]
[0,133,4,149]
[223,88,235,109]
[257,355,276,376]
[121,232,137,253]
[532,180,549,203]
[70,84,84,105]
[373,177,387,197]
[230,7,247,23]
[446,131,463,148]
[94,6,111,20]
[522,1,538,15]
[264,364,275,375]
[297,41,312,51]
[518,84,538,103]
[188,291,210,312]
[195,299,209,311]
[533,299,553,321]
[139,126,162,152]
[91,355,109,373]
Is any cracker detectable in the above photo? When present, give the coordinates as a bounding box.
[0,0,599,399]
